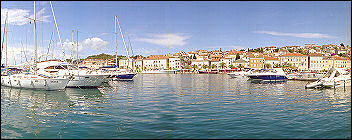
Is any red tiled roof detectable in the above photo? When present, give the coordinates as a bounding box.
[264,56,279,60]
[280,53,307,57]
[145,55,168,60]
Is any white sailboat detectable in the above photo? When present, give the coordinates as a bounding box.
[109,16,136,81]
[1,1,70,90]
[305,68,351,89]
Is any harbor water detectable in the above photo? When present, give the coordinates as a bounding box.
[1,74,351,139]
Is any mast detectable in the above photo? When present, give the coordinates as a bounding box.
[114,16,118,71]
[71,30,74,63]
[1,12,8,67]
[125,33,134,70]
[76,30,78,65]
[116,16,130,69]
[34,1,37,74]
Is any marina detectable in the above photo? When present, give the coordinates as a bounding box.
[1,1,351,139]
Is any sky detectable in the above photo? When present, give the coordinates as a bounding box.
[1,1,351,65]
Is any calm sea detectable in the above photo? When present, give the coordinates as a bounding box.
[1,74,351,139]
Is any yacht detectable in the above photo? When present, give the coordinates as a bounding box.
[37,60,107,88]
[247,68,288,81]
[141,69,177,74]
[227,70,251,78]
[1,1,70,90]
[305,68,351,88]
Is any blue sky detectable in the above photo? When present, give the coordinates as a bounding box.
[1,1,351,65]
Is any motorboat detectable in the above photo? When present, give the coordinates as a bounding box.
[141,69,177,74]
[286,72,300,80]
[247,68,288,81]
[198,69,218,74]
[37,60,107,88]
[306,68,351,88]
[227,70,251,78]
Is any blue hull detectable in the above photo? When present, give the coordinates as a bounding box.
[248,75,287,81]
[110,74,135,80]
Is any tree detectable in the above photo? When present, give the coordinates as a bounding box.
[274,48,279,52]
[288,49,294,53]
[220,62,226,69]
[264,63,272,69]
[211,64,216,69]
[192,64,198,69]
[202,65,208,69]
[235,53,240,60]
[229,64,234,69]
[240,49,245,51]
[238,64,244,68]
[184,65,191,69]
[340,43,345,47]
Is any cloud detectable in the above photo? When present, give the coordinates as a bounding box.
[1,8,50,26]
[255,31,335,38]
[136,33,191,47]
[60,37,108,53]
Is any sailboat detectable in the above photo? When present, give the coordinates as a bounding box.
[1,1,70,90]
[109,16,136,81]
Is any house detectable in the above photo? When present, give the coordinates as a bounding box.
[264,56,279,68]
[308,53,323,72]
[279,53,309,70]
[142,55,169,70]
[249,54,264,69]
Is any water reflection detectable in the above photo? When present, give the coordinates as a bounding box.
[1,74,351,139]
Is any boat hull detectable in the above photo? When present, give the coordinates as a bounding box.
[66,75,106,88]
[110,73,136,81]
[1,75,69,90]
[248,75,288,81]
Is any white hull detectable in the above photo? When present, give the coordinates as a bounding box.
[141,70,176,74]
[67,74,106,88]
[1,74,69,90]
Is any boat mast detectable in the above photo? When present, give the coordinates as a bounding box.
[76,30,78,65]
[71,30,74,63]
[116,16,130,69]
[34,1,37,74]
[114,16,118,71]
[1,12,8,67]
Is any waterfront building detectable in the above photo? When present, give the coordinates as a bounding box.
[264,56,279,68]
[134,58,143,71]
[333,56,351,69]
[142,55,169,70]
[220,57,233,68]
[210,58,221,68]
[322,56,335,71]
[168,56,184,70]
[191,59,210,69]
[233,59,249,68]
[308,53,323,72]
[119,57,135,69]
[249,54,264,69]
[279,53,309,70]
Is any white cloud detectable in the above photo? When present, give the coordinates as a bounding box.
[1,8,30,25]
[136,33,191,47]
[1,8,50,26]
[81,37,108,50]
[59,37,108,56]
[255,31,335,39]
